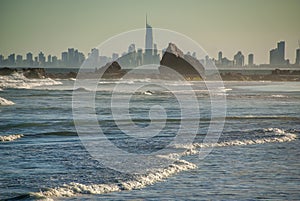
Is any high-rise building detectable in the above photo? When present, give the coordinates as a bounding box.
[112,53,119,61]
[145,15,153,50]
[296,49,300,65]
[61,52,68,66]
[26,52,33,66]
[248,54,254,66]
[128,44,136,53]
[277,41,285,64]
[52,56,58,66]
[0,55,3,66]
[47,55,52,64]
[68,48,75,67]
[269,41,287,65]
[270,48,279,65]
[233,51,244,66]
[38,52,46,66]
[218,51,222,63]
[8,54,15,66]
[16,55,23,66]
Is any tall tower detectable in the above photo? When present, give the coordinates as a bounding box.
[277,41,285,64]
[145,15,153,50]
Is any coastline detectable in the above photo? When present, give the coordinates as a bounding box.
[1,67,300,81]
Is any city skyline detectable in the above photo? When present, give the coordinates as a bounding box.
[1,39,299,67]
[1,0,300,65]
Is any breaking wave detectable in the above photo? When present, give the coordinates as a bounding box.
[175,128,297,152]
[0,72,62,89]
[0,134,23,142]
[0,97,15,106]
[28,128,297,200]
[31,160,195,198]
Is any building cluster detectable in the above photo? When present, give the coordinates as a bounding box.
[0,48,85,67]
[1,18,300,70]
[85,18,160,69]
[215,41,300,67]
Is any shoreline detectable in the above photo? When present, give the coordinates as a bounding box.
[1,67,300,82]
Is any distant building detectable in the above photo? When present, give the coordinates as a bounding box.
[47,55,52,64]
[8,54,15,66]
[233,51,244,66]
[16,55,23,66]
[218,51,222,65]
[0,55,3,65]
[277,41,285,64]
[145,15,153,51]
[38,52,45,66]
[296,49,300,65]
[61,52,68,66]
[269,41,287,65]
[26,52,33,66]
[270,48,279,65]
[248,54,254,66]
[112,53,119,61]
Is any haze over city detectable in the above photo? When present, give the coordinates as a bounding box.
[1,0,300,65]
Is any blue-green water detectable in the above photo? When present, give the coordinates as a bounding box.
[0,79,299,200]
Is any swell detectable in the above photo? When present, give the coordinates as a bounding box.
[30,160,196,199]
[0,134,23,142]
[27,128,297,200]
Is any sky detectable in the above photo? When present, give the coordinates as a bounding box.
[0,0,300,64]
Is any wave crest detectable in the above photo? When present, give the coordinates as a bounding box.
[31,160,196,198]
[0,72,62,89]
[30,128,297,199]
[0,134,23,142]
[0,97,15,106]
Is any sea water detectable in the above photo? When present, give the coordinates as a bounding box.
[0,74,299,200]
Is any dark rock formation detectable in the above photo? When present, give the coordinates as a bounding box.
[159,43,205,80]
[23,68,46,79]
[95,61,126,78]
[47,71,77,79]
[0,67,17,76]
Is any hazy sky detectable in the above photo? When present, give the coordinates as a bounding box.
[0,0,299,64]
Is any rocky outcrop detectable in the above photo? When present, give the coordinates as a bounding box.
[0,67,46,79]
[95,61,126,78]
[23,68,46,79]
[159,43,205,80]
[0,67,17,76]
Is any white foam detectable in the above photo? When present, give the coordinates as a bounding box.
[174,128,297,154]
[0,72,62,89]
[30,128,297,199]
[271,95,286,98]
[0,97,15,106]
[0,134,23,142]
[31,160,196,198]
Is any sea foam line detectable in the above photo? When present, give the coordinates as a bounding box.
[31,160,196,198]
[30,128,297,199]
[0,134,23,142]
[0,97,15,106]
[175,128,297,155]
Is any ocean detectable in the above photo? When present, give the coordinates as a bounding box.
[0,72,299,200]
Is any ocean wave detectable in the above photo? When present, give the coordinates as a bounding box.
[29,128,296,199]
[0,134,23,142]
[225,116,300,121]
[0,72,62,89]
[0,97,15,106]
[175,128,297,152]
[31,160,196,198]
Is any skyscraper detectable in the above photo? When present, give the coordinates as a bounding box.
[277,41,285,64]
[233,51,244,67]
[26,52,33,66]
[248,54,254,66]
[145,15,153,50]
[296,48,300,65]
